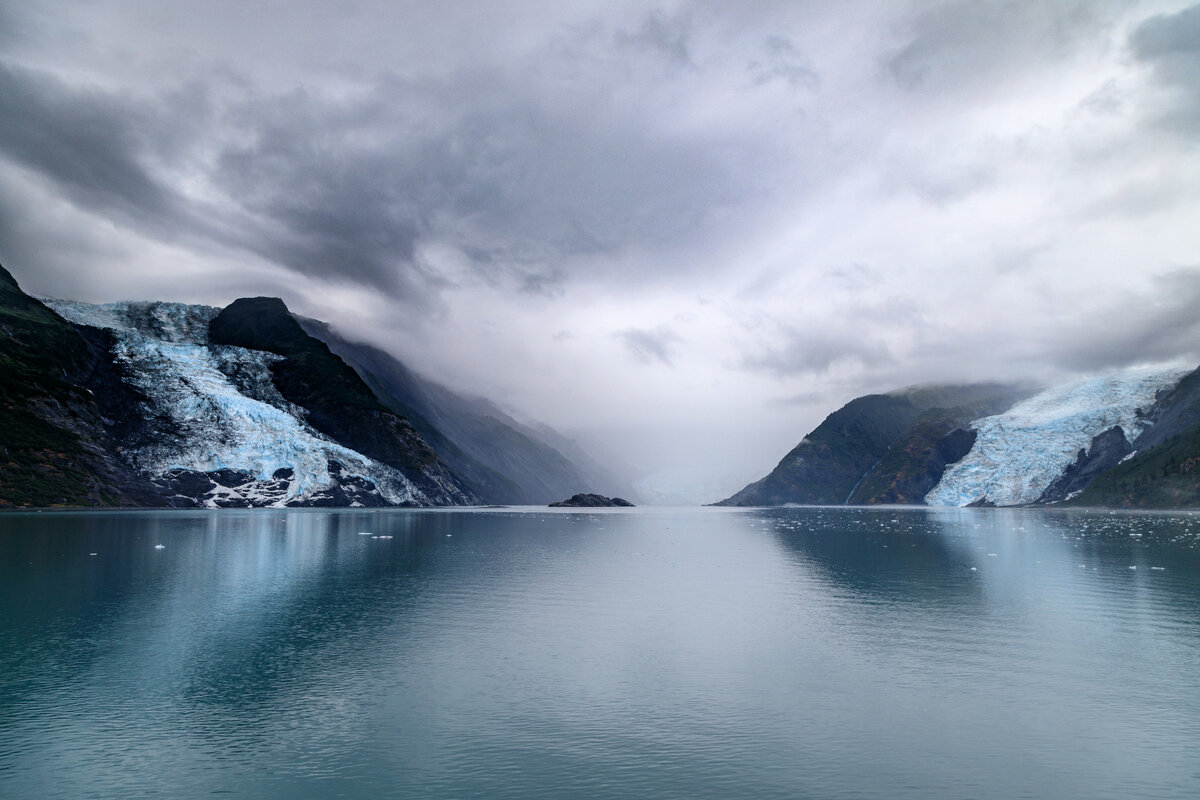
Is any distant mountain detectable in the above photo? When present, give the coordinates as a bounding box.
[716,384,1029,507]
[299,319,637,505]
[0,263,617,508]
[717,369,1200,509]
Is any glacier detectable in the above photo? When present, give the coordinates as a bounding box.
[924,365,1189,507]
[46,299,466,507]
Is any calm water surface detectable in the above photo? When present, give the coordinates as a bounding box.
[2,506,1199,799]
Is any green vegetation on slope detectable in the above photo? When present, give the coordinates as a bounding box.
[1067,421,1200,508]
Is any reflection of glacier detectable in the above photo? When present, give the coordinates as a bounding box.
[925,366,1188,507]
[47,300,465,507]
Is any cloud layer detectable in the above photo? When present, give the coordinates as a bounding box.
[3,0,1199,501]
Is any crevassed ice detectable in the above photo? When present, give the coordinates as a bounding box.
[46,299,429,506]
[925,365,1189,507]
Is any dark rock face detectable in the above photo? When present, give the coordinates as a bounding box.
[1039,426,1132,504]
[937,427,977,464]
[549,493,635,507]
[0,264,152,506]
[1128,366,1200,453]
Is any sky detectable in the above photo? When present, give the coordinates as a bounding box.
[2,0,1200,503]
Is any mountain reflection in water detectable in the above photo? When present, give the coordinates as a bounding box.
[2,507,1198,799]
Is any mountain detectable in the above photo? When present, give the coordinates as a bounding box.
[2,262,626,509]
[718,368,1200,508]
[925,367,1186,506]
[1064,364,1200,508]
[298,319,637,504]
[36,295,476,508]
[716,383,1028,507]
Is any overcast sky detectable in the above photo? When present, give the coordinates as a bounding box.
[2,0,1199,502]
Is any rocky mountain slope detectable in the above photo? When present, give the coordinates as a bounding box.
[1064,365,1200,508]
[718,368,1200,508]
[300,320,637,505]
[0,264,149,506]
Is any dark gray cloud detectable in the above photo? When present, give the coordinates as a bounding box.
[0,41,765,305]
[749,36,819,90]
[618,327,681,366]
[887,0,1112,93]
[0,62,199,239]
[615,10,694,68]
[1129,3,1200,133]
[1045,270,1200,372]
[742,326,897,377]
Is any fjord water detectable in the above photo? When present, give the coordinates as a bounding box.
[2,508,1199,799]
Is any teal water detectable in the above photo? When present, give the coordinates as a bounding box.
[2,506,1199,799]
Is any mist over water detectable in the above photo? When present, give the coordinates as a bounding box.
[2,507,1199,799]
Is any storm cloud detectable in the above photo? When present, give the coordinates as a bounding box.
[2,0,1199,502]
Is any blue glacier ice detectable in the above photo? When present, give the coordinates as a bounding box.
[46,299,467,507]
[925,365,1189,507]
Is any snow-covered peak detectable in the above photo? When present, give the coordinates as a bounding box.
[925,365,1188,507]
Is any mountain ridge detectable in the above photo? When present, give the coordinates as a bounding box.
[717,372,1200,509]
[1,263,618,508]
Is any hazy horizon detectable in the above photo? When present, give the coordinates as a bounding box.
[3,1,1200,502]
